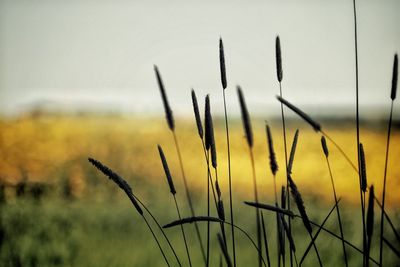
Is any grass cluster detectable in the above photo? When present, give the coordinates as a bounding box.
[0,2,399,266]
[86,33,398,267]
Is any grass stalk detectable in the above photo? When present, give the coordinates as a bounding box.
[143,215,171,267]
[357,143,367,266]
[287,175,322,267]
[202,141,219,213]
[261,213,271,267]
[304,217,380,266]
[165,216,267,267]
[321,131,358,172]
[265,123,284,266]
[172,130,206,261]
[158,145,191,265]
[220,37,236,267]
[276,96,358,173]
[215,167,228,248]
[237,86,262,267]
[88,158,171,267]
[244,201,379,265]
[250,149,263,267]
[352,1,367,264]
[281,186,287,265]
[366,185,375,267]
[207,150,211,267]
[134,196,182,266]
[276,35,292,267]
[321,137,348,267]
[300,199,340,265]
[155,66,206,261]
[218,233,233,267]
[379,53,398,265]
[375,198,400,244]
[383,237,400,259]
[173,195,192,267]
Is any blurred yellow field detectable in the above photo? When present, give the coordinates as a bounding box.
[1,114,399,207]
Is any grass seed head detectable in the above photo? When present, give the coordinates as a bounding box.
[277,96,321,132]
[266,124,278,175]
[219,38,227,90]
[154,65,174,131]
[359,143,367,192]
[157,145,176,195]
[288,175,312,234]
[204,95,214,151]
[88,158,143,215]
[366,185,375,238]
[391,54,398,100]
[276,36,283,82]
[237,86,253,147]
[287,129,299,174]
[321,136,329,157]
[191,89,203,138]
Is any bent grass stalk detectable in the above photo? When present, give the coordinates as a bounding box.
[88,158,171,267]
[244,202,294,217]
[133,195,182,266]
[164,216,267,267]
[276,96,358,172]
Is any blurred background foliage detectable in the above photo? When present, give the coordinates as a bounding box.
[0,113,399,266]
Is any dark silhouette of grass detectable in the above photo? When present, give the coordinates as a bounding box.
[158,145,192,267]
[154,66,206,263]
[320,137,348,267]
[379,54,398,265]
[88,158,170,267]
[238,85,263,267]
[82,11,400,266]
[220,37,236,267]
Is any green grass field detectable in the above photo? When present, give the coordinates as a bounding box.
[1,185,398,266]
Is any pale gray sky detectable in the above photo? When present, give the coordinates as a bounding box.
[0,0,399,117]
